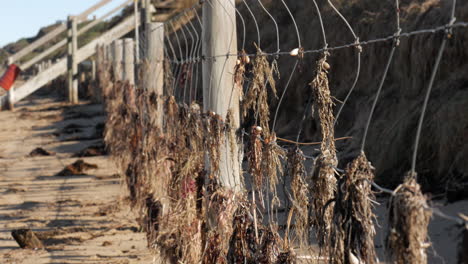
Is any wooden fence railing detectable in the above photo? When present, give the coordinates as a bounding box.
[0,0,136,109]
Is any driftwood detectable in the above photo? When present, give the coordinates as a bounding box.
[11,229,44,249]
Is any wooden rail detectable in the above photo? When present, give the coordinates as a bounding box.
[0,14,138,108]
[9,0,116,64]
[20,0,133,71]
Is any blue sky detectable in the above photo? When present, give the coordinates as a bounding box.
[0,0,129,47]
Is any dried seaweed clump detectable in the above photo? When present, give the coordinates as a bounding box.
[386,174,432,264]
[330,152,377,264]
[285,147,308,247]
[248,126,263,193]
[242,45,278,134]
[234,50,249,101]
[205,112,224,181]
[204,190,240,263]
[154,192,203,264]
[262,132,285,209]
[228,200,290,264]
[309,52,337,248]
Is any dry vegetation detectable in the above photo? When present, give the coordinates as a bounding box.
[97,0,468,263]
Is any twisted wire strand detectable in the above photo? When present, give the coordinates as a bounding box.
[257,0,280,52]
[411,0,457,174]
[180,22,193,103]
[280,0,301,48]
[272,59,299,132]
[361,0,402,151]
[242,0,261,47]
[312,0,328,48]
[327,0,362,125]
[185,11,200,102]
[161,21,468,64]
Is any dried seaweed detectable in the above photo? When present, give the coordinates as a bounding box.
[242,45,278,134]
[226,109,238,164]
[234,50,249,101]
[205,112,224,181]
[309,52,337,250]
[248,126,263,192]
[330,152,377,264]
[205,190,240,264]
[262,132,285,209]
[285,147,308,247]
[386,173,432,264]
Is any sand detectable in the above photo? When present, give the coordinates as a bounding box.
[0,96,153,264]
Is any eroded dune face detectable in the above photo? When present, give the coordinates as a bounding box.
[233,0,468,194]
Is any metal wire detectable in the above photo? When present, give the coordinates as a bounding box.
[280,0,301,48]
[242,0,261,47]
[361,0,402,152]
[162,22,468,64]
[257,0,280,52]
[411,0,457,174]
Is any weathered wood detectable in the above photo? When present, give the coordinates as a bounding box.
[6,87,14,110]
[20,0,133,71]
[11,229,44,249]
[202,0,241,190]
[10,24,67,64]
[144,0,153,24]
[91,60,97,81]
[0,15,138,108]
[134,0,140,65]
[10,0,116,64]
[123,38,135,85]
[112,40,124,81]
[144,22,164,127]
[76,0,114,22]
[67,16,79,104]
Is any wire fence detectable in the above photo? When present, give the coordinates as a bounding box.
[99,0,468,263]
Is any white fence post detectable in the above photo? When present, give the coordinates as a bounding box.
[144,22,164,127]
[202,0,241,190]
[67,16,78,104]
[123,38,135,85]
[112,40,124,81]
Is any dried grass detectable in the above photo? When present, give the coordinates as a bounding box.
[386,174,432,264]
[262,132,286,209]
[205,112,224,181]
[242,45,278,134]
[234,50,249,101]
[286,147,309,247]
[309,52,337,250]
[248,126,263,193]
[204,189,240,264]
[330,152,377,264]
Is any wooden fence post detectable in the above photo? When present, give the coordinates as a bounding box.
[91,60,97,81]
[143,0,152,25]
[134,0,140,65]
[112,40,124,81]
[202,0,241,190]
[67,16,78,104]
[123,38,135,85]
[6,57,14,110]
[144,23,164,127]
